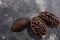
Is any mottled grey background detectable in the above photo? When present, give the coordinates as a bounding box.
[0,0,60,40]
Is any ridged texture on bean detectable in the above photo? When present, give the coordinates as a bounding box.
[31,17,46,36]
[38,11,60,26]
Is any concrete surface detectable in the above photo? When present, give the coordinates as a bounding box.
[0,0,60,40]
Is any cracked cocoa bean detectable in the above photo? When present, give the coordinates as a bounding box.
[38,11,60,26]
[31,17,46,36]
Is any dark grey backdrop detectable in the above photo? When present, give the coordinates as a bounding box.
[0,0,60,40]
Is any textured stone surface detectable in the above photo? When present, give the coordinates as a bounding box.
[0,0,60,40]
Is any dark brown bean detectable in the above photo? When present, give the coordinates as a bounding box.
[31,17,46,36]
[38,11,60,26]
[11,17,29,32]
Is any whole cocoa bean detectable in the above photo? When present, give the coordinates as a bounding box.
[11,17,29,32]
